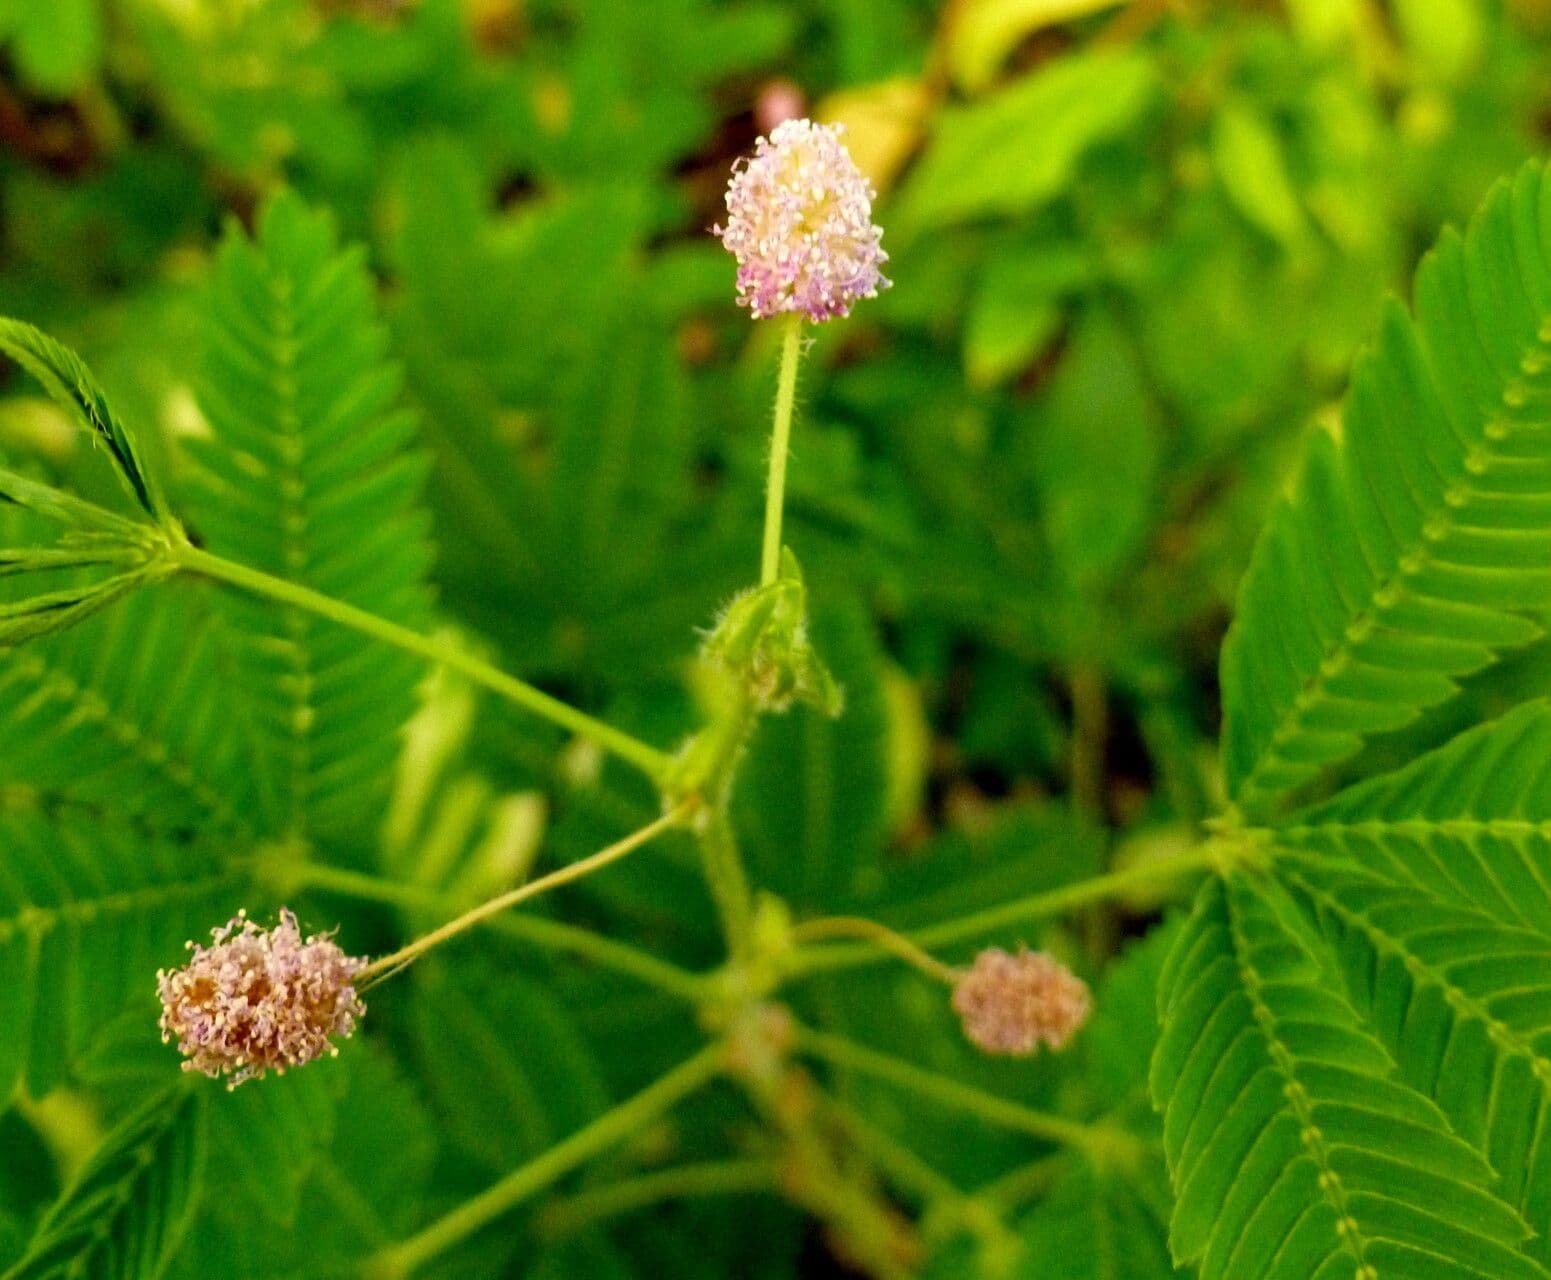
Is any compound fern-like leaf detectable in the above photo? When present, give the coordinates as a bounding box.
[0,318,167,524]
[2,1085,206,1280]
[1221,162,1551,817]
[0,586,258,836]
[1152,874,1547,1280]
[186,191,432,841]
[1274,701,1551,1258]
[0,808,243,1104]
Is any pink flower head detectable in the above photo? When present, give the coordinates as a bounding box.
[952,947,1091,1056]
[716,118,889,323]
[157,908,366,1087]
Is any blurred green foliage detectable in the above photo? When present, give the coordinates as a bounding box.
[1,0,1550,1277]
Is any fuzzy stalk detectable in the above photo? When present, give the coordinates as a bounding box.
[788,916,961,985]
[696,807,757,963]
[760,313,805,586]
[356,802,694,987]
[280,860,708,1002]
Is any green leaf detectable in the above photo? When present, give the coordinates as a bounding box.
[0,466,149,538]
[206,1068,339,1226]
[0,320,165,523]
[0,571,152,648]
[1084,918,1180,1108]
[0,547,148,579]
[287,1047,435,1267]
[3,1085,207,1280]
[390,141,704,677]
[187,190,433,840]
[1272,701,1551,1259]
[168,1047,434,1280]
[0,1112,56,1271]
[897,50,1156,232]
[0,583,259,835]
[1279,698,1551,933]
[962,243,1091,388]
[1008,1163,1174,1279]
[1212,103,1309,250]
[0,0,102,96]
[863,801,1103,944]
[0,808,244,1103]
[1030,308,1161,589]
[140,1070,342,1280]
[1221,160,1551,817]
[735,597,890,909]
[1151,873,1549,1280]
[409,961,610,1174]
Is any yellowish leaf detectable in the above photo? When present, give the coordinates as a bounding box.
[945,0,1124,92]
[817,77,932,195]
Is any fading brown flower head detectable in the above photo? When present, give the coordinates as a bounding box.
[157,908,366,1087]
[952,947,1091,1057]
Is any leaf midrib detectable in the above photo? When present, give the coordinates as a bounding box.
[1237,319,1551,815]
[2,652,245,835]
[0,874,238,947]
[1223,887,1376,1277]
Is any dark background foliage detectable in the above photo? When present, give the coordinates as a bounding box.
[2,1,1550,1277]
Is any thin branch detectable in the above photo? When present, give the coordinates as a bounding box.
[793,1024,1109,1157]
[788,838,1226,978]
[170,542,676,785]
[761,313,806,585]
[537,1158,780,1238]
[369,1043,726,1278]
[280,860,708,1002]
[356,801,696,987]
[789,916,961,985]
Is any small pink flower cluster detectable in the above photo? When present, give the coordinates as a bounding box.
[157,908,366,1087]
[953,947,1091,1057]
[716,118,889,323]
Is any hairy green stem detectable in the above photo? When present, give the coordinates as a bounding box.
[356,803,695,987]
[793,1026,1111,1158]
[169,543,674,785]
[789,838,1223,977]
[788,916,961,985]
[760,314,805,586]
[278,861,708,1002]
[696,808,757,961]
[371,1043,726,1277]
[538,1158,779,1238]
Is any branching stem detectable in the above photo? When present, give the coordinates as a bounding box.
[538,1158,779,1238]
[168,543,674,785]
